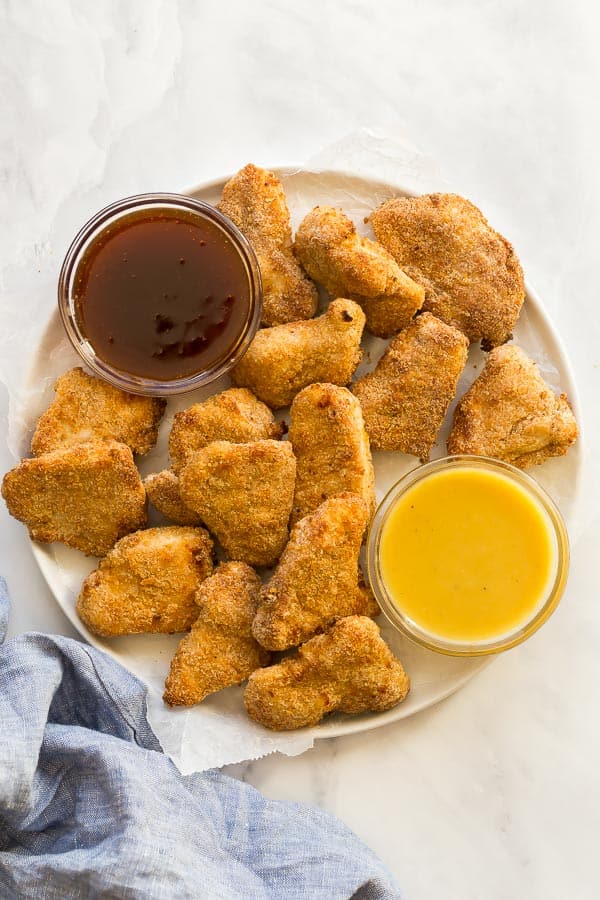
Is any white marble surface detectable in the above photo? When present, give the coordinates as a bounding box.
[1,2,599,898]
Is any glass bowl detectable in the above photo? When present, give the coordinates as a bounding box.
[366,455,570,657]
[58,193,262,396]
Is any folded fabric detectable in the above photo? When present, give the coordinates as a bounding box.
[0,580,401,899]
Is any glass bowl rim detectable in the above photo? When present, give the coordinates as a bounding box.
[57,192,262,397]
[366,454,570,657]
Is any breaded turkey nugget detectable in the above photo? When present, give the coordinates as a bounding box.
[244,616,410,730]
[294,206,424,337]
[164,562,270,706]
[218,164,318,326]
[289,384,375,526]
[77,526,214,637]
[169,388,282,474]
[353,312,469,459]
[369,193,525,349]
[179,440,296,567]
[2,440,146,557]
[231,298,365,409]
[144,470,201,525]
[31,367,166,456]
[252,493,379,651]
[447,344,578,467]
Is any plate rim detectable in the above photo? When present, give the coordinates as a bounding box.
[28,166,583,743]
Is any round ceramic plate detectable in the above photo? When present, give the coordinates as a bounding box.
[24,168,582,744]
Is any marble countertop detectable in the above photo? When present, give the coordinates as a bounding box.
[1,2,599,897]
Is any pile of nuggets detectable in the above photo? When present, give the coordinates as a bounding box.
[2,164,579,731]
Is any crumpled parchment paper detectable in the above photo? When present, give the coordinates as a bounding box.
[0,129,585,771]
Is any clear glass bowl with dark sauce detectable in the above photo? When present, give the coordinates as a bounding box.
[58,194,262,396]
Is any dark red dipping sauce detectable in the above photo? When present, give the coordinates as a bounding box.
[74,207,251,381]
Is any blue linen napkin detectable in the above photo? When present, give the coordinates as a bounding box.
[0,580,401,899]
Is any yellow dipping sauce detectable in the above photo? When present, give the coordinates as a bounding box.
[379,467,557,644]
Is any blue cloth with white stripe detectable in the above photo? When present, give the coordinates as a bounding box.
[0,580,401,899]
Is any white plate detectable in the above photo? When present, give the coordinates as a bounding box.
[24,168,582,745]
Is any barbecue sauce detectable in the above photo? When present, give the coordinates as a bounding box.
[74,207,251,380]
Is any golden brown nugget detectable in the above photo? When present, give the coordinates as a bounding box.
[169,388,282,474]
[144,470,202,526]
[353,312,469,459]
[447,344,579,467]
[179,440,296,567]
[252,493,379,651]
[77,526,214,637]
[31,367,166,456]
[369,193,525,349]
[164,562,270,706]
[218,164,318,326]
[244,616,410,731]
[231,299,365,409]
[289,383,375,526]
[294,205,424,337]
[2,440,146,557]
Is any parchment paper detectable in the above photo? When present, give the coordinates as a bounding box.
[0,129,585,771]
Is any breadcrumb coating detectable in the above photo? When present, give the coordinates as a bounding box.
[31,367,165,456]
[144,470,202,525]
[369,193,525,349]
[169,388,282,474]
[218,164,318,326]
[252,493,379,652]
[289,383,375,526]
[353,312,469,459]
[231,298,365,409]
[244,616,410,730]
[294,205,424,337]
[179,440,296,567]
[2,439,146,557]
[77,526,214,637]
[164,561,270,706]
[447,344,578,467]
